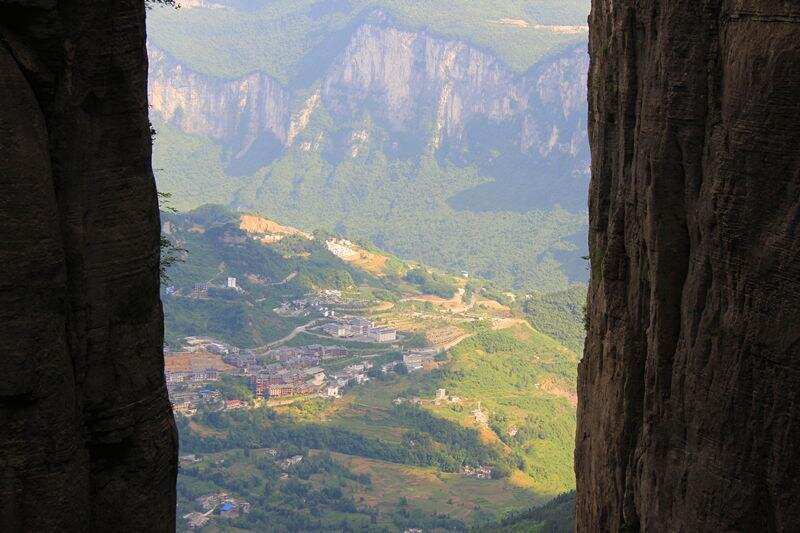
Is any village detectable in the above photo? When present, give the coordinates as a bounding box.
[164,289,443,416]
[181,490,252,529]
[166,298,463,531]
[165,333,440,415]
[164,272,515,531]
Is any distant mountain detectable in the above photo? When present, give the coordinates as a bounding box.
[148,0,591,292]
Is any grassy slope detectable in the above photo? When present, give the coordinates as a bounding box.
[436,324,577,494]
[161,204,378,347]
[323,322,578,498]
[176,445,533,532]
[173,318,579,528]
[148,0,589,81]
[179,318,575,531]
[524,284,588,355]
[330,452,533,523]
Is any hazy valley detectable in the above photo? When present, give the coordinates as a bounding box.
[148,0,590,292]
[162,205,581,530]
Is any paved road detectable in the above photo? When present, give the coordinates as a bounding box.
[256,318,323,352]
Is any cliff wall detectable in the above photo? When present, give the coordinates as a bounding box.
[0,1,177,530]
[148,24,589,180]
[577,1,800,530]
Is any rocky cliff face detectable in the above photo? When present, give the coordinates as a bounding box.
[324,24,588,158]
[0,1,177,530]
[577,1,800,531]
[149,46,290,161]
[148,22,589,185]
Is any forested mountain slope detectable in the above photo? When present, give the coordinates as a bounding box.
[148,0,591,292]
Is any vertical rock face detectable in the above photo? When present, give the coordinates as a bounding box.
[324,24,589,160]
[149,46,291,160]
[577,1,800,531]
[147,24,589,181]
[0,1,177,531]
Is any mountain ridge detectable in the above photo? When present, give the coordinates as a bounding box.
[147,1,589,82]
[148,9,591,292]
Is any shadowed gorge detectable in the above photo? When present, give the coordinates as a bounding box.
[578,1,800,530]
[0,1,177,530]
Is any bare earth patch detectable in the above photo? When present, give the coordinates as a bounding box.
[164,351,234,373]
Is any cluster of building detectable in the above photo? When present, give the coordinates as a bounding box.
[183,492,252,529]
[165,338,243,413]
[249,357,376,400]
[274,296,333,318]
[462,464,493,480]
[329,361,373,390]
[185,277,243,300]
[434,388,461,404]
[250,366,326,398]
[166,368,220,385]
[178,336,239,356]
[164,303,441,414]
[320,316,397,342]
[274,289,368,318]
[402,348,439,371]
[258,344,350,363]
[168,384,226,416]
[246,344,358,398]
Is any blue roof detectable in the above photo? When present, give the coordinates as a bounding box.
[220,503,234,512]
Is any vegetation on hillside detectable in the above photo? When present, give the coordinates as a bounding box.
[162,204,582,530]
[487,490,575,532]
[148,0,591,293]
[148,0,589,82]
[523,285,587,355]
[434,325,578,494]
[173,317,579,529]
[155,124,586,292]
[160,204,378,347]
[404,267,458,299]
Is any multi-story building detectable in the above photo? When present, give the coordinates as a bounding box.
[403,348,438,367]
[322,323,350,337]
[368,327,397,342]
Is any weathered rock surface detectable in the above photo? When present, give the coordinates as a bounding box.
[577,1,800,531]
[0,1,177,530]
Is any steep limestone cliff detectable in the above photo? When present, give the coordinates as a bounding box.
[577,1,800,531]
[149,46,290,162]
[324,24,588,162]
[148,23,589,186]
[0,1,177,530]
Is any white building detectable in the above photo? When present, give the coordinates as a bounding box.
[368,327,397,342]
[227,277,237,289]
[403,348,438,367]
[323,323,350,337]
[304,367,326,386]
